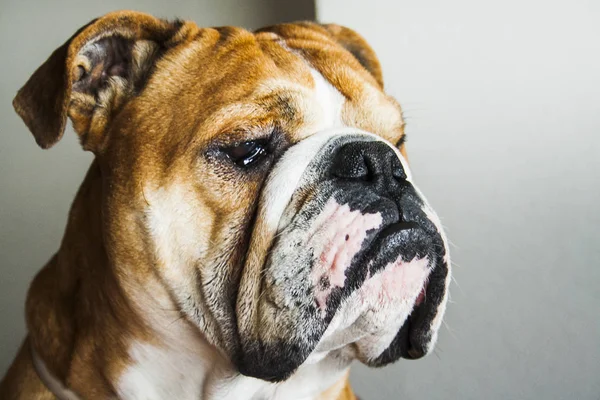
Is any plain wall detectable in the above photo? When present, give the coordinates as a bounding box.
[316,0,600,399]
[1,1,599,399]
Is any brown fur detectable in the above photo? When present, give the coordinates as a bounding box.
[2,10,405,399]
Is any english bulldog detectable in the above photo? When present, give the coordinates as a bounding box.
[0,11,450,400]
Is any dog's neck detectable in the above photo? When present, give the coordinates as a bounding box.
[25,161,352,400]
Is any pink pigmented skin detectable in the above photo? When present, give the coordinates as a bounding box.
[415,285,427,306]
[360,255,430,308]
[309,198,383,314]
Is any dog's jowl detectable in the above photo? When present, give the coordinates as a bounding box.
[1,11,450,400]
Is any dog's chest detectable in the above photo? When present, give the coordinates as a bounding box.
[116,341,346,400]
[116,341,206,400]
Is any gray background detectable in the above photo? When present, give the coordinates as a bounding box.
[1,0,598,399]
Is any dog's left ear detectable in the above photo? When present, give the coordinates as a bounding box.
[13,11,184,151]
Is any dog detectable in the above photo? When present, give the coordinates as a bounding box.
[0,11,451,400]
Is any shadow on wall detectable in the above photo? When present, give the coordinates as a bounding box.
[263,0,316,23]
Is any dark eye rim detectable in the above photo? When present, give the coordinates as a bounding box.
[395,134,407,148]
[220,138,271,168]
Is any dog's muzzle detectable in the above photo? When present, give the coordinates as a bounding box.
[235,129,451,382]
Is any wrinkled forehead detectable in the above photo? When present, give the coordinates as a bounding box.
[125,26,404,149]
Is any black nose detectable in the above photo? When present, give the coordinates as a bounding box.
[330,141,406,188]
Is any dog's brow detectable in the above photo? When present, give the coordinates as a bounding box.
[271,94,296,121]
[256,90,297,119]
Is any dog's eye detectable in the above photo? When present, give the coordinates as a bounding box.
[222,140,269,167]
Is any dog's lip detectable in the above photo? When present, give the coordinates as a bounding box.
[357,219,440,360]
[414,285,427,307]
[377,291,433,361]
[403,290,431,359]
[401,258,445,360]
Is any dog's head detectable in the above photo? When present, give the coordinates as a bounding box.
[14,11,450,382]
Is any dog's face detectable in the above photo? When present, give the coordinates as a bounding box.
[14,12,450,382]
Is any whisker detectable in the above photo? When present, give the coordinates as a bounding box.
[167,314,186,327]
[447,239,460,250]
[443,320,458,340]
[451,275,465,296]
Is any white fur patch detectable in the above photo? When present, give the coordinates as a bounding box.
[309,68,345,130]
[117,342,206,400]
[117,342,347,400]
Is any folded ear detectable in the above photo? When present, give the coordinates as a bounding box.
[320,23,384,88]
[257,22,384,89]
[13,11,184,151]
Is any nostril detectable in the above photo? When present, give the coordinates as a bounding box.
[331,144,370,180]
[391,157,407,180]
[330,141,406,183]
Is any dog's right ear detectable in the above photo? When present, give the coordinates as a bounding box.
[319,24,384,89]
[13,11,186,151]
